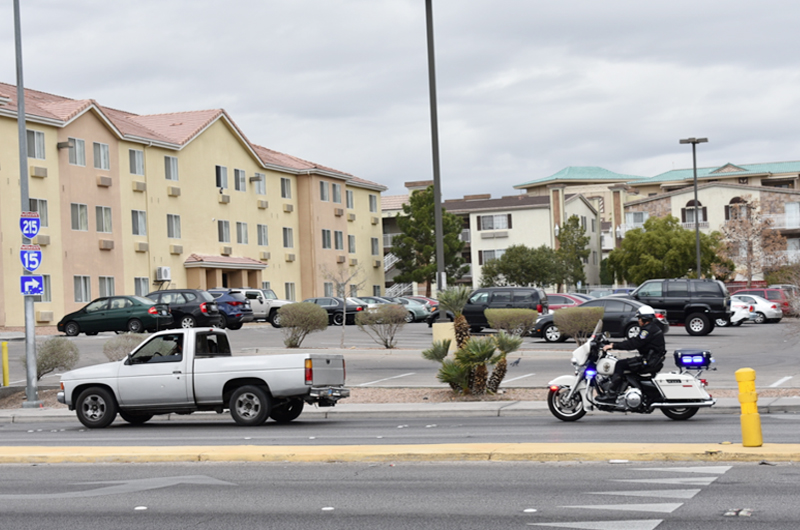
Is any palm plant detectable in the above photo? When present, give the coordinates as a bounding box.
[436,358,470,393]
[486,331,523,394]
[455,336,498,395]
[437,286,473,350]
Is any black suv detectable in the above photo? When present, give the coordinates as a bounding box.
[146,289,221,329]
[627,279,730,336]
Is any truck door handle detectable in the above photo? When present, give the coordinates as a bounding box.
[173,370,182,375]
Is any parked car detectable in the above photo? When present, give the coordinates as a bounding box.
[302,297,367,325]
[532,297,668,343]
[588,289,613,298]
[356,296,394,310]
[732,294,783,324]
[546,293,586,311]
[383,296,432,322]
[427,287,549,332]
[613,288,636,295]
[715,297,752,327]
[406,295,439,313]
[626,279,730,336]
[732,288,793,317]
[768,284,800,299]
[58,296,173,336]
[235,287,293,327]
[146,289,221,329]
[206,288,255,330]
[568,292,594,302]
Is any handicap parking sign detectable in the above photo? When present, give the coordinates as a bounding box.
[20,275,44,296]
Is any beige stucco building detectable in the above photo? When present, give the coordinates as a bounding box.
[0,83,386,327]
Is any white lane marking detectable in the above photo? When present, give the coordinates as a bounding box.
[633,466,731,474]
[357,373,416,386]
[563,503,682,514]
[502,373,536,383]
[587,489,701,499]
[528,520,663,530]
[615,477,718,486]
[770,376,793,388]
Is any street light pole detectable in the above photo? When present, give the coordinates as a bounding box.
[679,137,708,279]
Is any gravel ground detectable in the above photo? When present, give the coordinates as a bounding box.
[1,386,797,410]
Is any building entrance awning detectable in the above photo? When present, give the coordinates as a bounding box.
[184,253,267,270]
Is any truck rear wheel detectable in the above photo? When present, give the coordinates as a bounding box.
[270,399,304,423]
[229,385,271,426]
[685,313,711,336]
[76,387,118,429]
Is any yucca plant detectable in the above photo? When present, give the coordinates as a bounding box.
[437,358,470,393]
[422,339,451,363]
[437,286,473,350]
[455,336,498,395]
[486,331,523,394]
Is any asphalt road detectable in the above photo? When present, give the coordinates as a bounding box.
[1,461,798,529]
[3,318,797,390]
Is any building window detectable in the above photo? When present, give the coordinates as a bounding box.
[581,216,587,231]
[478,249,507,264]
[68,138,85,166]
[346,190,354,209]
[33,274,52,303]
[283,227,293,248]
[134,277,149,297]
[371,237,379,256]
[96,206,112,233]
[348,234,356,254]
[478,214,511,230]
[261,281,271,290]
[281,177,291,199]
[99,276,115,297]
[593,251,598,265]
[71,203,89,231]
[257,224,268,246]
[74,275,91,303]
[254,172,266,195]
[682,200,706,224]
[218,220,231,243]
[334,230,344,250]
[332,183,342,204]
[322,229,332,249]
[320,181,330,202]
[324,282,334,297]
[26,130,45,159]
[216,165,228,189]
[167,214,181,239]
[129,149,144,175]
[132,210,147,236]
[93,142,110,170]
[625,211,649,226]
[29,198,48,227]
[165,156,179,181]
[350,285,358,297]
[236,222,248,244]
[234,169,246,192]
[285,282,296,301]
[369,194,378,213]
[591,218,596,233]
[373,285,381,296]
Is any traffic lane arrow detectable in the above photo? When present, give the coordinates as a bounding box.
[0,475,236,499]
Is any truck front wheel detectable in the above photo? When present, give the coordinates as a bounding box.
[229,385,271,426]
[269,399,304,423]
[76,387,118,429]
[270,311,282,328]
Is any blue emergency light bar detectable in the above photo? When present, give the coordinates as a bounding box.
[673,349,713,369]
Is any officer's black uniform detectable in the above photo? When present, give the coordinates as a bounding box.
[599,319,666,401]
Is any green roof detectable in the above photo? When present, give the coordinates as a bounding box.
[514,166,646,188]
[638,161,800,184]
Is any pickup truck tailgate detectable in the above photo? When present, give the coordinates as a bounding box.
[309,354,345,386]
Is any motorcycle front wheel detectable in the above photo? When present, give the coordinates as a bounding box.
[660,407,699,420]
[547,386,586,422]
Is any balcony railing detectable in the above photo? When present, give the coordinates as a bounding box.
[460,229,471,243]
[383,233,401,248]
[681,221,709,230]
[763,213,800,230]
[384,252,400,271]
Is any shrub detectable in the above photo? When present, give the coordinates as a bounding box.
[355,304,407,348]
[485,308,538,336]
[103,333,145,362]
[278,302,329,348]
[553,306,605,345]
[20,336,79,381]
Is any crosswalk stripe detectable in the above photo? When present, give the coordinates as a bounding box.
[632,466,731,474]
[586,489,700,500]
[563,503,682,513]
[528,520,663,530]
[614,476,718,486]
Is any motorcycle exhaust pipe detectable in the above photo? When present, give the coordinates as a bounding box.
[650,399,716,408]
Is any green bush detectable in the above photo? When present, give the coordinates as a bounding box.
[103,333,145,362]
[485,308,538,336]
[553,306,605,344]
[21,336,79,381]
[278,302,329,348]
[355,304,407,348]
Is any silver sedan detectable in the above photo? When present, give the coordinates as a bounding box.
[732,294,783,324]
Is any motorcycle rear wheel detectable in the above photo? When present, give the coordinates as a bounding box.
[547,386,586,422]
[660,407,699,420]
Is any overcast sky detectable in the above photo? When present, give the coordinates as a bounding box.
[3,1,800,199]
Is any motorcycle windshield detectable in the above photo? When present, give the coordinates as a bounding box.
[592,319,603,336]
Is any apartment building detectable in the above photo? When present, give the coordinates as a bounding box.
[0,83,385,327]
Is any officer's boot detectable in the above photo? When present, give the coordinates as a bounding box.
[596,374,622,403]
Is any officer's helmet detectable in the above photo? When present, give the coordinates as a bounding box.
[636,306,656,322]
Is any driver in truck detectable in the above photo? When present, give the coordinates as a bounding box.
[595,306,667,404]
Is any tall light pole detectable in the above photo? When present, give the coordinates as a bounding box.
[679,137,708,279]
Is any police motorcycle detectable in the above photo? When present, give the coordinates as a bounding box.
[547,320,716,421]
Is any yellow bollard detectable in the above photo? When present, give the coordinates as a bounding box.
[735,367,762,447]
[1,342,8,387]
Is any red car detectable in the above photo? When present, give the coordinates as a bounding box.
[732,288,793,317]
[546,293,586,311]
[405,295,438,312]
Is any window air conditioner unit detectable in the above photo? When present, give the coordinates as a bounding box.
[347,213,356,222]
[283,203,294,213]
[156,266,171,281]
[336,255,346,263]
[334,208,344,217]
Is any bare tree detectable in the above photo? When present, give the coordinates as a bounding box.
[719,196,787,287]
[322,265,367,349]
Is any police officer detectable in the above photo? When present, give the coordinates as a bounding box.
[596,306,666,403]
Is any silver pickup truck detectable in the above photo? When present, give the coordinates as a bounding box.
[57,328,349,428]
